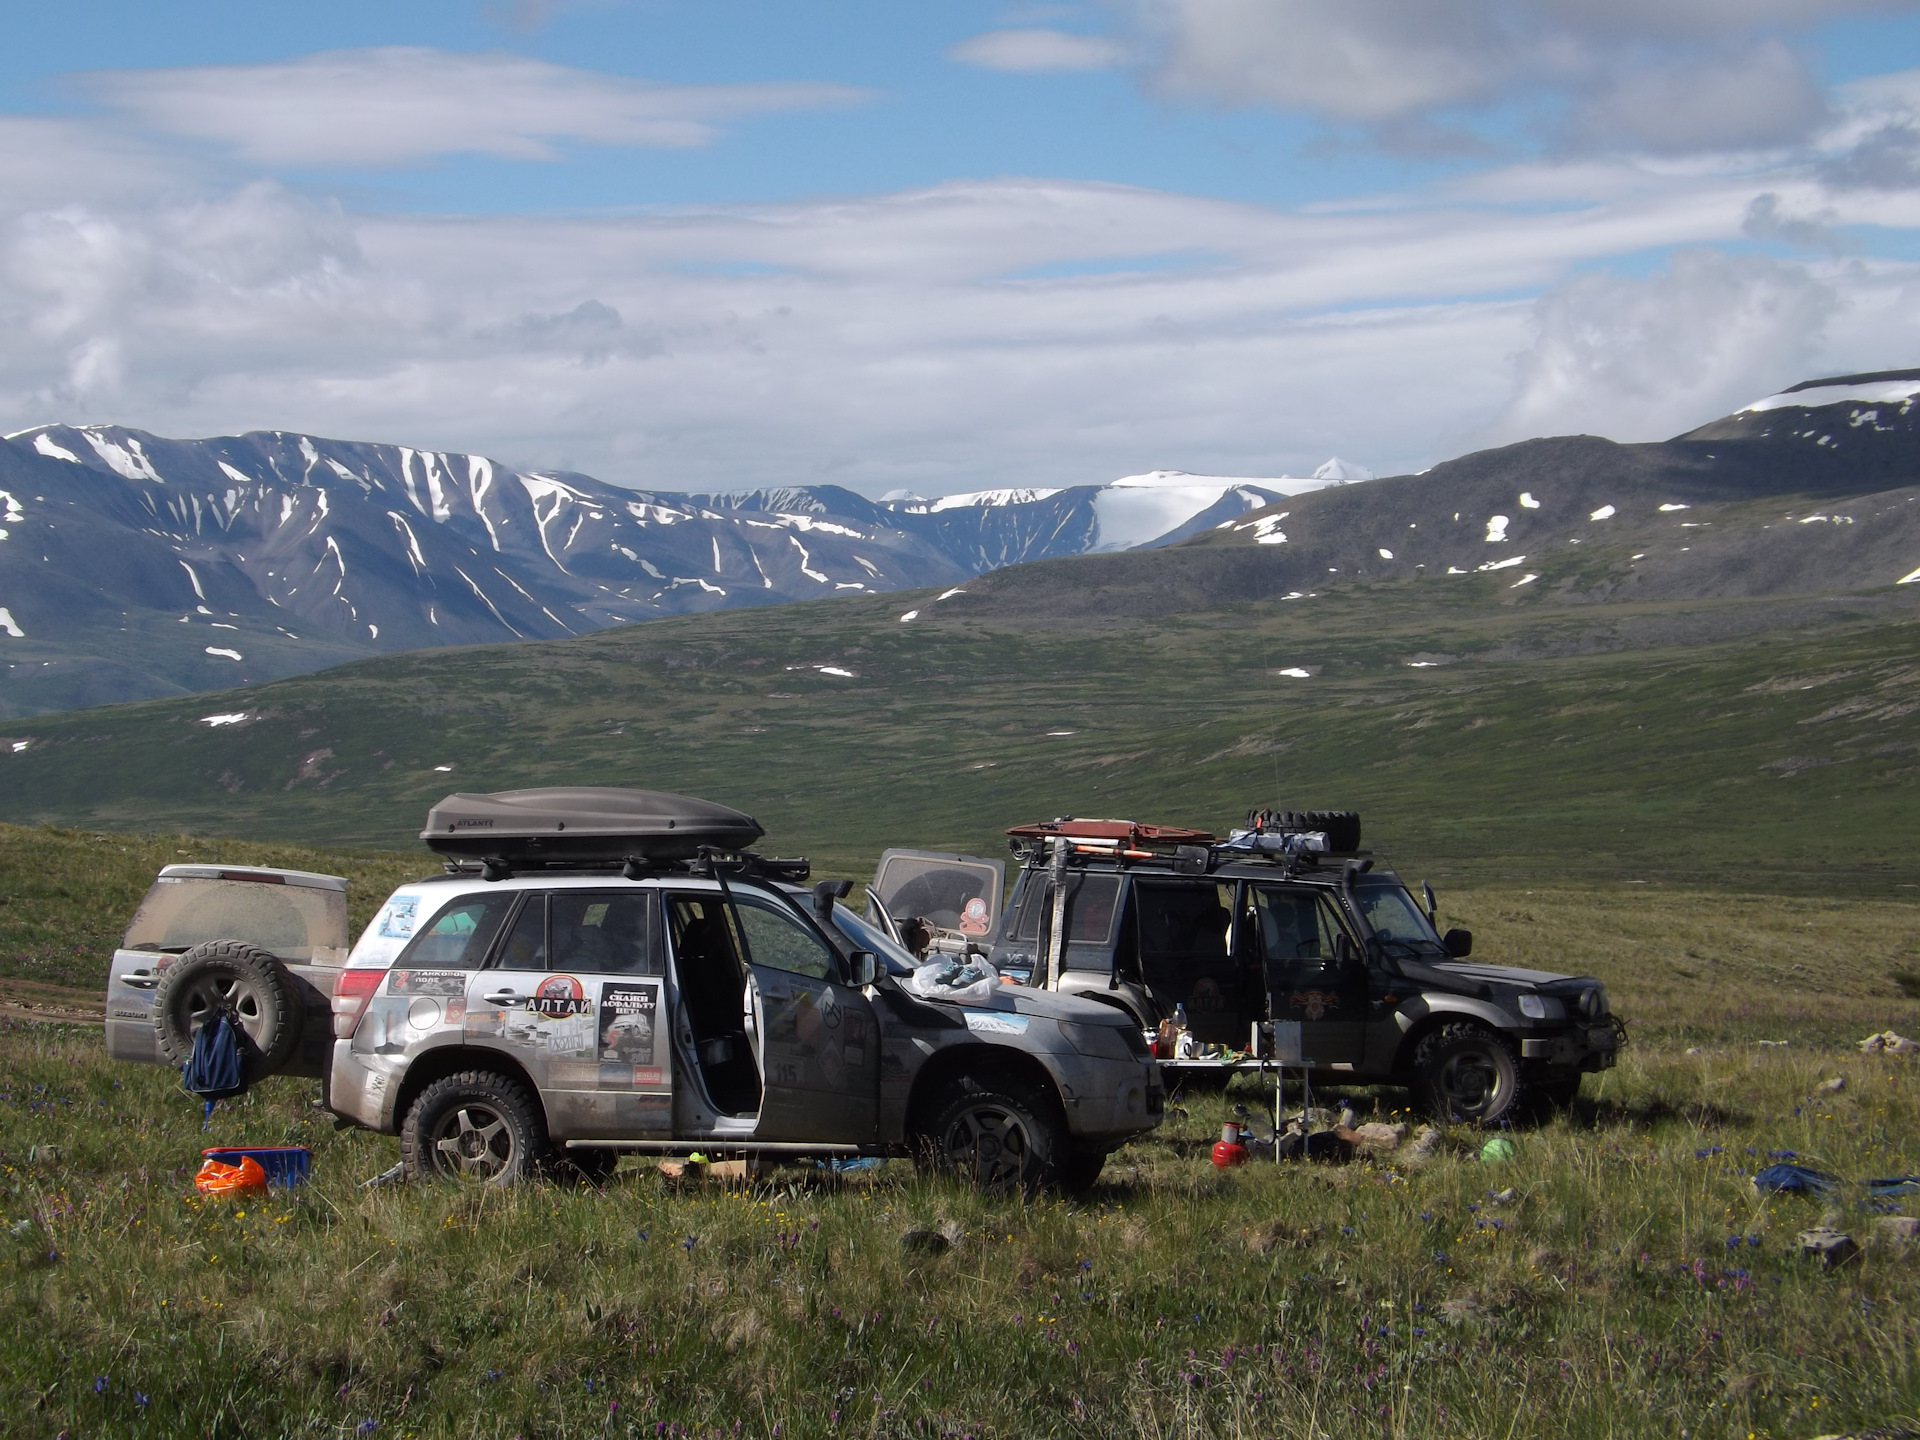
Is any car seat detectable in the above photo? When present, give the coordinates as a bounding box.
[672,910,761,1115]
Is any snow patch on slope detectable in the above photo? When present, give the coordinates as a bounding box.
[1744,379,1920,412]
[82,429,164,482]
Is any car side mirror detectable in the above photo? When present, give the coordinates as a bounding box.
[1442,928,1473,958]
[846,950,878,987]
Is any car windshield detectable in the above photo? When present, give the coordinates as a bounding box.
[1353,883,1444,958]
[827,905,920,977]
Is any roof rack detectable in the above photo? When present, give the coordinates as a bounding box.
[440,849,811,884]
[1005,817,1215,874]
[1002,808,1369,878]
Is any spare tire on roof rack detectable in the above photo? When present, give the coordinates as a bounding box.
[423,787,765,865]
[1246,808,1363,854]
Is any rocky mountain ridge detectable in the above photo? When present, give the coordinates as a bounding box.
[0,424,1343,717]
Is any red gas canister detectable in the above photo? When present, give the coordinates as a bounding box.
[1211,1123,1249,1168]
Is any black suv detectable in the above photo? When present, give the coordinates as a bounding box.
[880,811,1620,1126]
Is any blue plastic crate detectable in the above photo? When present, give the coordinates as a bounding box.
[200,1146,311,1187]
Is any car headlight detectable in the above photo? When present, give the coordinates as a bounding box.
[1059,1021,1141,1060]
[1518,994,1547,1020]
[1580,988,1608,1019]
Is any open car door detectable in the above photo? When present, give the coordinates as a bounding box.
[868,849,1005,956]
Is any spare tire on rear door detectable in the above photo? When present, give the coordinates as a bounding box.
[153,940,301,1083]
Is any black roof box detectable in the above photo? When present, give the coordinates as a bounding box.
[422,787,764,863]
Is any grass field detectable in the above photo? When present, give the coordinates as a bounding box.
[3,824,1920,1438]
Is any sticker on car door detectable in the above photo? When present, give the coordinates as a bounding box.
[599,981,663,1087]
[502,974,598,1055]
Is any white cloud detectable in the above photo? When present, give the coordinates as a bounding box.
[1570,39,1829,153]
[1743,191,1850,251]
[948,28,1129,72]
[2,81,1920,492]
[1492,248,1840,443]
[1128,0,1912,152]
[0,118,203,205]
[76,48,869,167]
[1141,0,1516,121]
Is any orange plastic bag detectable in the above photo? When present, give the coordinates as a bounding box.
[193,1155,268,1196]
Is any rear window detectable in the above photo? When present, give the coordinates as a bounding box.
[397,893,520,970]
[1010,874,1121,945]
[122,876,349,963]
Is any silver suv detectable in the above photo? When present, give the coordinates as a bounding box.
[106,790,1164,1192]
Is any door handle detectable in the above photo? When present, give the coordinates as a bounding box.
[122,971,159,990]
[482,990,524,1007]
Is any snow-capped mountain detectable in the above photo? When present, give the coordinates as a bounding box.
[875,464,1360,564]
[1125,369,1920,614]
[0,424,1348,716]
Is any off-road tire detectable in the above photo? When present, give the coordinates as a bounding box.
[401,1070,548,1186]
[152,940,300,1082]
[912,1072,1073,1195]
[1412,1023,1523,1126]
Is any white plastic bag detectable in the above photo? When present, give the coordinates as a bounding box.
[904,957,1001,1006]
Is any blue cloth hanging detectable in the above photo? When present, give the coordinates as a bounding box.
[181,1013,247,1126]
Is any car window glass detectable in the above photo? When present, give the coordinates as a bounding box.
[735,899,836,981]
[123,877,348,961]
[1137,881,1234,957]
[552,892,655,974]
[393,893,517,969]
[1012,881,1046,940]
[494,895,548,970]
[1017,874,1124,944]
[1249,888,1354,979]
[1314,898,1347,962]
[1064,875,1120,943]
[830,905,918,976]
[876,856,1000,935]
[1354,884,1440,945]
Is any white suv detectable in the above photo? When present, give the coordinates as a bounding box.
[107,789,1164,1192]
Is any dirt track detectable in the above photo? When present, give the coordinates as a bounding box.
[0,978,102,1025]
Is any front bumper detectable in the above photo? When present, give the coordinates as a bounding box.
[1048,1052,1164,1142]
[1520,1021,1620,1072]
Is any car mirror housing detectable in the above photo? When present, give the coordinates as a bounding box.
[847,950,878,987]
[1443,928,1473,958]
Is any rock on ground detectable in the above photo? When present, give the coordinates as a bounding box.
[1798,1227,1860,1268]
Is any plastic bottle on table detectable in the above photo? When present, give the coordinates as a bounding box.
[1172,1003,1194,1059]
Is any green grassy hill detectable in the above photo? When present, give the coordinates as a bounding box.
[0,549,1913,895]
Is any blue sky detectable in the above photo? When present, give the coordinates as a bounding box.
[0,2,1430,214]
[3,1,1920,494]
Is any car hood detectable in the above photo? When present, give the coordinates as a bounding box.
[1432,961,1580,990]
[905,982,1131,1026]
